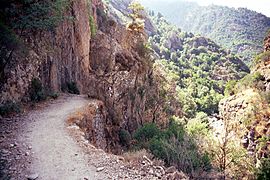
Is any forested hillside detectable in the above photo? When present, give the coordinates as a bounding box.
[1,0,270,179]
[148,14,249,117]
[140,0,270,64]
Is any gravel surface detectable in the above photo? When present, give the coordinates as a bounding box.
[0,95,104,180]
[0,95,183,180]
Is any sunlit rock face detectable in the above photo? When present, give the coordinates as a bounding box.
[219,88,270,160]
[62,0,171,153]
[219,31,270,161]
[0,0,91,103]
[264,31,270,52]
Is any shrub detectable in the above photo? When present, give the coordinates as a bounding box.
[149,138,168,162]
[30,78,47,102]
[119,129,131,147]
[254,51,270,66]
[133,120,211,175]
[256,158,270,180]
[134,123,161,142]
[0,101,21,116]
[64,81,80,95]
[225,80,237,96]
[186,117,209,137]
[234,72,264,93]
[164,119,185,140]
[10,0,72,31]
[48,91,59,99]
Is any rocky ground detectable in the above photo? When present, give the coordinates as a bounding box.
[0,95,187,180]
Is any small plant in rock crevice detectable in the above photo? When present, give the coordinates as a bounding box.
[30,78,47,102]
[62,81,80,95]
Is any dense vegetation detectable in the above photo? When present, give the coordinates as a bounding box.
[148,14,249,118]
[141,0,270,64]
[133,121,211,174]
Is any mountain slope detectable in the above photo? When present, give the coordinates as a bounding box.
[218,31,270,165]
[140,0,270,63]
[147,14,249,117]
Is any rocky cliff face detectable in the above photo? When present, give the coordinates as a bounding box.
[264,31,270,52]
[0,0,171,153]
[0,0,91,103]
[68,2,170,153]
[219,31,270,161]
[219,89,270,158]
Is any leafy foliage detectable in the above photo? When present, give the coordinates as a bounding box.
[142,0,270,63]
[119,129,131,147]
[0,0,72,83]
[0,101,21,116]
[134,123,161,143]
[149,14,249,117]
[133,121,211,175]
[2,0,71,31]
[256,158,270,180]
[89,15,97,36]
[30,78,47,102]
[63,82,80,95]
[227,72,265,96]
[254,51,270,65]
[127,2,145,33]
[30,78,59,102]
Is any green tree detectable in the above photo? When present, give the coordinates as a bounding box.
[127,2,145,33]
[256,158,270,180]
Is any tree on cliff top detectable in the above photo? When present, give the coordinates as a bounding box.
[127,1,145,33]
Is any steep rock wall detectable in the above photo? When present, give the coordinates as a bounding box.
[1,0,171,153]
[66,2,171,153]
[264,31,270,52]
[0,0,91,103]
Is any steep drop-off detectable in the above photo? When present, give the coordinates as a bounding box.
[0,0,174,154]
[219,31,270,162]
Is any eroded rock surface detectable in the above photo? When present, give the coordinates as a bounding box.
[0,0,91,103]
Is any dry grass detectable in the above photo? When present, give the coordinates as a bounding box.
[122,149,150,163]
[122,149,164,166]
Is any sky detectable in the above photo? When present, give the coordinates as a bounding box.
[138,0,270,17]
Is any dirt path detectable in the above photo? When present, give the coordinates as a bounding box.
[25,95,104,180]
[0,95,180,180]
[0,95,107,180]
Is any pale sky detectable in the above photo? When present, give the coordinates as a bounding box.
[138,0,270,17]
[188,0,270,17]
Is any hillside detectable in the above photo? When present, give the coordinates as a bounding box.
[0,0,269,179]
[218,31,270,176]
[107,0,249,117]
[140,0,270,64]
[147,13,249,117]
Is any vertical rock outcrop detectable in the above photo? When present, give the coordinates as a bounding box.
[0,0,91,102]
[65,1,172,153]
[1,0,171,153]
[219,31,270,161]
[264,31,270,52]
